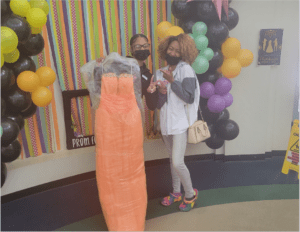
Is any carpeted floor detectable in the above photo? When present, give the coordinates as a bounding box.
[56,184,299,231]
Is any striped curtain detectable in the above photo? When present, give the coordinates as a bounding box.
[46,0,177,139]
[18,25,61,159]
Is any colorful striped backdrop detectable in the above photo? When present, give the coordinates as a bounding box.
[18,25,61,159]
[45,0,177,141]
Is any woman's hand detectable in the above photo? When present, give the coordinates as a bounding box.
[159,67,174,83]
[157,80,167,95]
[147,75,157,94]
[96,57,105,63]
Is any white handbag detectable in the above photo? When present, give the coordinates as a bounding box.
[187,105,211,144]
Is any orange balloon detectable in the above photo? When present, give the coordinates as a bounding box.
[32,86,52,107]
[157,21,172,39]
[237,49,254,67]
[221,37,241,58]
[36,67,56,86]
[17,71,40,92]
[221,58,242,78]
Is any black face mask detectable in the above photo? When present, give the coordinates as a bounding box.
[165,53,181,66]
[133,50,150,61]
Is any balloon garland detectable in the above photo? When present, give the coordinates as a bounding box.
[1,0,56,187]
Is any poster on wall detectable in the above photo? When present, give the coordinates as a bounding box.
[258,29,283,65]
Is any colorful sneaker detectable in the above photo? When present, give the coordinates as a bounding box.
[179,189,198,212]
[161,192,182,206]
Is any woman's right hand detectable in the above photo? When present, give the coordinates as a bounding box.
[96,57,105,63]
[157,80,167,95]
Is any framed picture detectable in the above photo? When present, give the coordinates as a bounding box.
[62,90,95,150]
[258,29,284,65]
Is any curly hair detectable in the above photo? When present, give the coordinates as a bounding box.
[157,33,198,65]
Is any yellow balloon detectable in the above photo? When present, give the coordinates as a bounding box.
[221,37,241,58]
[36,67,56,86]
[165,26,184,37]
[3,48,20,63]
[17,71,41,92]
[221,58,242,78]
[1,27,19,54]
[237,49,254,67]
[10,0,31,17]
[32,86,53,107]
[1,52,4,67]
[157,21,172,39]
[31,26,43,34]
[26,8,47,28]
[30,0,49,15]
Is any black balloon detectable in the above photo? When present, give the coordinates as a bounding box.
[221,8,239,31]
[171,0,195,21]
[1,65,16,91]
[1,117,20,147]
[1,98,6,117]
[1,0,11,19]
[1,162,7,187]
[6,113,24,130]
[201,104,220,123]
[216,119,239,140]
[217,109,230,121]
[18,34,45,56]
[7,55,36,78]
[205,133,224,149]
[178,19,197,34]
[207,123,216,136]
[4,85,32,113]
[197,71,221,85]
[207,49,224,72]
[1,14,31,44]
[1,139,21,163]
[194,1,219,24]
[20,102,37,119]
[229,0,232,3]
[206,22,229,49]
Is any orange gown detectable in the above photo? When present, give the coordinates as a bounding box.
[95,73,147,231]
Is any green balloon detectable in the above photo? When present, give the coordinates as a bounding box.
[194,35,208,51]
[0,126,3,137]
[188,33,195,40]
[200,48,214,61]
[192,22,207,36]
[192,55,209,74]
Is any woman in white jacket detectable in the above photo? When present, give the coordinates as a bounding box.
[155,33,200,212]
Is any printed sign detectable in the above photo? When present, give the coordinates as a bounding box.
[258,29,283,65]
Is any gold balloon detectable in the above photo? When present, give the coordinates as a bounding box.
[165,26,184,37]
[237,49,254,67]
[221,58,242,78]
[221,37,241,58]
[1,52,4,67]
[157,21,172,39]
[32,86,53,107]
[17,71,41,92]
[36,67,56,87]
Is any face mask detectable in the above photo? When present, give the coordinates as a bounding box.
[133,50,150,61]
[165,53,181,66]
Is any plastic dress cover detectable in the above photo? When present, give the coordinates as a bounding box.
[80,52,147,231]
[80,52,143,111]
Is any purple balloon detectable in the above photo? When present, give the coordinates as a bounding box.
[214,77,232,95]
[207,95,225,113]
[222,92,233,107]
[200,82,215,99]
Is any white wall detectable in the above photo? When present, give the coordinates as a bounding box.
[1,0,299,196]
